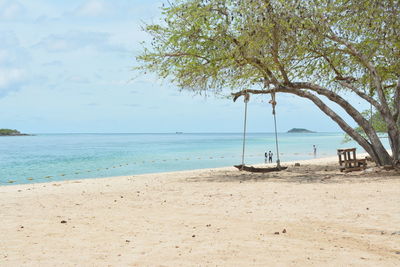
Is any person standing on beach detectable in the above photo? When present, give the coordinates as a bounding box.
[264,151,268,163]
[268,151,273,163]
[313,145,317,157]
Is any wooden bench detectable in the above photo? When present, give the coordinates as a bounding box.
[337,148,367,172]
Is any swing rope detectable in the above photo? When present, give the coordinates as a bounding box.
[270,92,281,168]
[241,91,250,167]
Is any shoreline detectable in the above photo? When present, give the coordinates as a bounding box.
[1,156,399,266]
[1,155,344,188]
[1,131,372,187]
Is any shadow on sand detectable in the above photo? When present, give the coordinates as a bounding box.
[184,164,400,184]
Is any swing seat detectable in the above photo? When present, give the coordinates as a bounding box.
[234,164,287,173]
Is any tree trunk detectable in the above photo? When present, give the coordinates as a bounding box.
[388,132,400,165]
[233,87,394,165]
[281,89,392,165]
[293,82,392,165]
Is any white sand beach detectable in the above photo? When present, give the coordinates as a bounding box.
[1,156,399,266]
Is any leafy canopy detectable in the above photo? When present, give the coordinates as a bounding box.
[137,0,399,97]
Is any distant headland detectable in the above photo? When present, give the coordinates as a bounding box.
[0,129,31,136]
[287,128,316,133]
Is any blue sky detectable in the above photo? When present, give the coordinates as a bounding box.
[0,0,366,133]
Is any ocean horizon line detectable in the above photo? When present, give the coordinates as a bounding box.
[16,131,345,135]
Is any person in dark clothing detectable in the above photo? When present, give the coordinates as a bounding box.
[268,151,273,163]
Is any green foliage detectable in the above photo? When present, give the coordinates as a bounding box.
[0,129,21,135]
[343,109,385,143]
[137,0,399,97]
[343,101,400,143]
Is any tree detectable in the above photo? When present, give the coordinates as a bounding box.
[344,100,400,143]
[137,0,400,166]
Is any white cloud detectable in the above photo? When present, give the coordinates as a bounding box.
[0,68,23,87]
[0,1,24,20]
[42,60,63,67]
[0,31,19,47]
[46,39,68,51]
[0,50,8,63]
[0,31,30,65]
[76,0,108,17]
[35,30,129,53]
[66,75,89,84]
[0,67,25,96]
[70,0,162,21]
[0,31,29,97]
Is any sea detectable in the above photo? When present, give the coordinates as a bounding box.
[0,132,388,185]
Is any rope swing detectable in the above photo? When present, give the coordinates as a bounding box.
[234,88,287,173]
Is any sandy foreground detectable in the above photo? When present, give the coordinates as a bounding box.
[1,156,400,266]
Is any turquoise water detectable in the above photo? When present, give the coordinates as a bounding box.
[0,132,378,185]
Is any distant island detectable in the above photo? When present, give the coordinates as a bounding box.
[0,129,31,136]
[287,128,316,133]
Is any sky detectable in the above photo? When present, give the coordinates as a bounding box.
[0,0,368,133]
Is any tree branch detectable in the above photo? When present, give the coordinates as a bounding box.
[326,33,378,78]
[163,52,210,63]
[307,46,344,79]
[293,82,393,162]
[326,31,399,143]
[271,24,290,85]
[232,88,268,102]
[230,37,279,84]
[325,32,390,107]
[335,80,380,109]
[232,87,384,163]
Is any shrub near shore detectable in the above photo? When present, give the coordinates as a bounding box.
[0,129,30,136]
